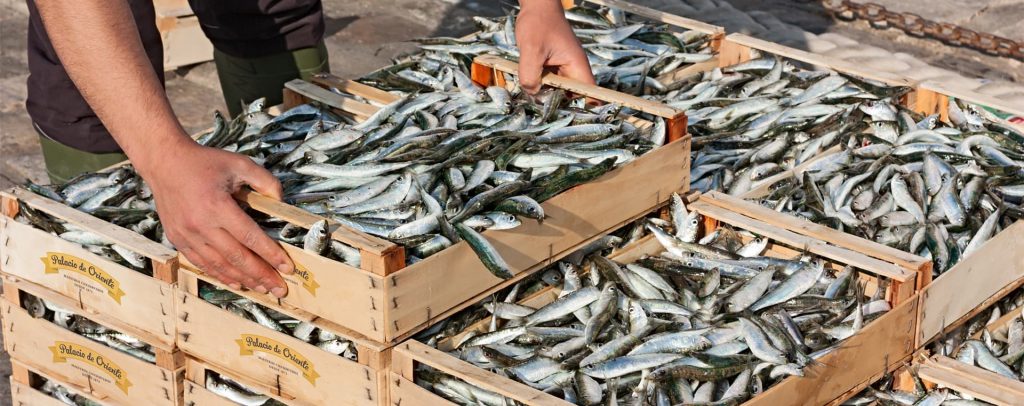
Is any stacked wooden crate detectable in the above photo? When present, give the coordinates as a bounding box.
[388,192,930,406]
[1,190,184,405]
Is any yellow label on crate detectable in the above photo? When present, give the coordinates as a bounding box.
[49,341,133,394]
[291,263,320,295]
[236,334,320,385]
[41,252,126,304]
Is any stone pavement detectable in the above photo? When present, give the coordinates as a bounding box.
[0,0,1022,401]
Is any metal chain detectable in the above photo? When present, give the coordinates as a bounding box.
[822,0,1023,60]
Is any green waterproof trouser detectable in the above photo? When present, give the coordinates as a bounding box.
[38,42,330,182]
[214,42,330,117]
[37,130,129,184]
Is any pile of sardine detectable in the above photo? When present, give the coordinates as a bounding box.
[249,85,661,276]
[360,6,713,95]
[753,97,1024,275]
[37,377,102,406]
[13,200,155,274]
[414,194,887,405]
[20,293,155,363]
[672,56,912,194]
[667,54,1024,275]
[197,283,358,360]
[28,82,661,278]
[204,370,286,406]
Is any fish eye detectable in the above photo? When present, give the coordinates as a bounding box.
[690,219,699,225]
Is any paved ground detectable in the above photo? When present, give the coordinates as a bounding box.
[0,0,1022,402]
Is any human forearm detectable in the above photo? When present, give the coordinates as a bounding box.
[33,0,189,175]
[515,0,594,94]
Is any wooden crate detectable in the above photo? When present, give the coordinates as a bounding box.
[154,0,213,70]
[174,269,390,406]
[1,284,185,405]
[389,191,926,406]
[9,359,116,406]
[0,189,179,349]
[186,60,692,345]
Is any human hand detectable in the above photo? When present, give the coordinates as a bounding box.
[139,139,293,297]
[515,0,596,94]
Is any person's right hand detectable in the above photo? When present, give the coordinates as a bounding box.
[140,138,293,297]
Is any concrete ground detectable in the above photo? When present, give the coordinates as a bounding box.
[0,0,1022,402]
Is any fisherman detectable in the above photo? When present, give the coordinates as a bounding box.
[27,0,595,297]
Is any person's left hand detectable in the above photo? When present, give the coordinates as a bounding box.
[515,0,596,95]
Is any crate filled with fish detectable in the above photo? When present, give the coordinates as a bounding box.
[739,83,1024,279]
[9,359,114,406]
[353,0,722,97]
[841,286,1024,406]
[1,286,184,405]
[208,54,692,346]
[173,269,390,406]
[0,186,179,348]
[387,191,926,406]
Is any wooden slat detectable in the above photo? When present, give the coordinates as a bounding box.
[583,0,725,36]
[393,341,571,406]
[389,372,454,406]
[721,34,918,88]
[690,200,916,284]
[656,57,719,83]
[703,191,929,275]
[184,358,299,405]
[917,221,1024,346]
[919,355,1024,406]
[473,55,686,120]
[6,188,176,263]
[310,73,401,105]
[283,79,379,119]
[974,305,1023,340]
[235,189,397,256]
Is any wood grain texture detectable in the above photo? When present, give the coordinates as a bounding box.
[2,302,182,405]
[392,341,571,406]
[722,34,918,87]
[175,290,382,406]
[582,0,725,36]
[919,355,1024,406]
[917,221,1024,347]
[283,79,378,119]
[703,191,928,278]
[1,220,178,349]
